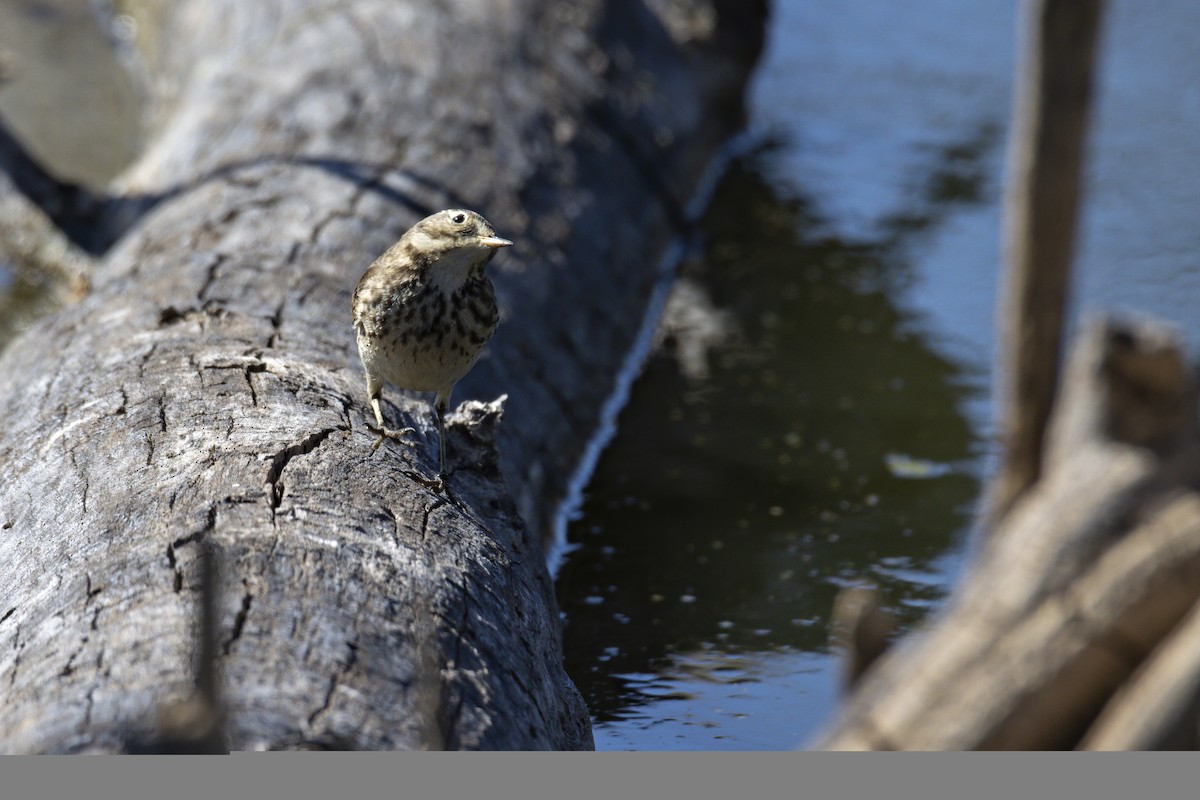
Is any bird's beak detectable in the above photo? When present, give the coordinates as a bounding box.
[480,235,513,249]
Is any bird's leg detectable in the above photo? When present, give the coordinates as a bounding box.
[401,397,447,493]
[405,393,449,493]
[435,395,449,479]
[366,392,414,451]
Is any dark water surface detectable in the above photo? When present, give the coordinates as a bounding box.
[556,0,1009,749]
[555,149,987,749]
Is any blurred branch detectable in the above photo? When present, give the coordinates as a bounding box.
[831,585,896,693]
[987,0,1105,526]
[129,541,228,754]
[0,114,104,250]
[0,163,92,302]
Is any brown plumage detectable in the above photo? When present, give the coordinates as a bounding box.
[352,209,510,486]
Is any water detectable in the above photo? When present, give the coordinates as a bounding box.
[558,0,1200,749]
[556,134,987,750]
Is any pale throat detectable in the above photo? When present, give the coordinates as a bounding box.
[425,244,489,293]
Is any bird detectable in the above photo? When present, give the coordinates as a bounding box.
[352,208,511,489]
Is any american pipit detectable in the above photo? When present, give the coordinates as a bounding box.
[352,209,511,487]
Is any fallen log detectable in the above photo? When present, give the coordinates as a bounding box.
[0,0,764,751]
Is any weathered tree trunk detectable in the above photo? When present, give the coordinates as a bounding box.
[0,0,764,751]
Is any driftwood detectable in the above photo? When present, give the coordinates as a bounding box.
[1082,593,1200,750]
[819,317,1200,749]
[988,0,1104,522]
[0,0,763,751]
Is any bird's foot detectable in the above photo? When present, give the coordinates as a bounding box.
[367,424,416,452]
[414,473,445,493]
[399,468,445,494]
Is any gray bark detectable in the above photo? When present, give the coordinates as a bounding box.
[0,0,763,751]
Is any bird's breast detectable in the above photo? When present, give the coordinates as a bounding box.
[356,275,498,393]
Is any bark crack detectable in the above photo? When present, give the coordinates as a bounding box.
[197,253,229,304]
[264,426,343,521]
[59,650,78,677]
[380,506,400,546]
[222,583,254,656]
[306,640,359,730]
[243,362,266,407]
[68,449,89,516]
[9,625,23,688]
[264,245,300,349]
[82,687,96,730]
[165,506,218,592]
[419,496,449,542]
[84,574,103,607]
[443,579,473,747]
[198,357,268,408]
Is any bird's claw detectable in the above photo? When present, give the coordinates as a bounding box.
[399,468,446,494]
[415,474,445,493]
[367,424,415,451]
[367,424,444,491]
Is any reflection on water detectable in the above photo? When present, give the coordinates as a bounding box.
[557,137,992,747]
[593,649,835,751]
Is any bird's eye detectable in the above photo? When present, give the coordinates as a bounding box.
[451,213,467,224]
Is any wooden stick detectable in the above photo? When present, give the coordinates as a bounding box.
[988,0,1105,525]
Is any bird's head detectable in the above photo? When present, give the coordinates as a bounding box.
[404,209,513,267]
